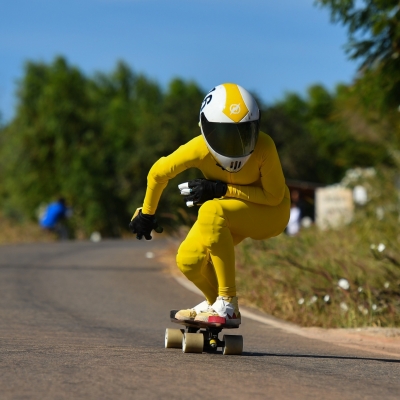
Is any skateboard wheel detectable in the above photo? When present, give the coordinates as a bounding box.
[182,333,204,353]
[222,335,243,355]
[165,328,184,348]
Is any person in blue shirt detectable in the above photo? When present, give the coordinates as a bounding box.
[39,198,71,239]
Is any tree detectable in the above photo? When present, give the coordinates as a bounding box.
[0,57,206,235]
[316,0,400,109]
[262,84,389,184]
[88,62,165,234]
[0,58,93,225]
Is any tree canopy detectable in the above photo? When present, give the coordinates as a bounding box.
[0,58,203,236]
[317,0,400,110]
[0,56,392,236]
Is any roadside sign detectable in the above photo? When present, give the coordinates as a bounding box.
[316,187,354,230]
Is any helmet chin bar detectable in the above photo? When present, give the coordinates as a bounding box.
[199,119,255,173]
[208,147,251,173]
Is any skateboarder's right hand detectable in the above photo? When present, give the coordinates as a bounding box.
[129,208,163,240]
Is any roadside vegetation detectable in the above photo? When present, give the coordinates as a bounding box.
[0,58,389,237]
[0,213,54,244]
[236,167,400,328]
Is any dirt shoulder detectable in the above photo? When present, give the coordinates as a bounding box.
[0,215,55,245]
[302,326,400,358]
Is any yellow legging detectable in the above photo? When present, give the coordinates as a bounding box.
[176,197,290,304]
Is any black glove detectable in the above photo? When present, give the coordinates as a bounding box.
[129,209,163,240]
[180,179,227,206]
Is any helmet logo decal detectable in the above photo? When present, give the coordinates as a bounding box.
[222,83,249,122]
[200,87,216,112]
[230,103,241,115]
[200,94,212,112]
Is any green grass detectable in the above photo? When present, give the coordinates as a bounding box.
[235,168,400,328]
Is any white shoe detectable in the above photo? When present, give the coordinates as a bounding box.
[174,300,210,321]
[194,296,241,326]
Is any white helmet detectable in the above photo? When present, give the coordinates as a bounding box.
[199,83,260,173]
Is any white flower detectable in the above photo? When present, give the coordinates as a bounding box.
[358,287,363,293]
[145,251,155,259]
[307,295,317,305]
[298,298,305,305]
[338,278,350,290]
[364,167,376,178]
[384,282,390,289]
[323,295,330,302]
[353,185,368,205]
[358,305,368,315]
[377,243,386,252]
[376,207,384,220]
[372,304,377,311]
[340,302,348,312]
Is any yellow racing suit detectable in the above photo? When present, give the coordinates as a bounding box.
[142,132,290,303]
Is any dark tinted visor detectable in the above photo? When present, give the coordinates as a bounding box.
[201,113,259,158]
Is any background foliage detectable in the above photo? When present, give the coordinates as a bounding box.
[236,167,400,328]
[0,58,204,236]
[0,53,393,237]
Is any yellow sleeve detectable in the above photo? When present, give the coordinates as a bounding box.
[142,137,205,214]
[225,135,288,206]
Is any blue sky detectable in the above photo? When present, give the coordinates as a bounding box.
[0,0,356,122]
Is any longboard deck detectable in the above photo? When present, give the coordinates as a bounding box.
[170,310,239,330]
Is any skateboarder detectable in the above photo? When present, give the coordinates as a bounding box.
[129,83,290,327]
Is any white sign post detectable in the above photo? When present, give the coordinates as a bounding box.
[316,187,354,230]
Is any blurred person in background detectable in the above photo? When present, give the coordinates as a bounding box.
[129,83,290,326]
[286,189,302,236]
[39,197,72,240]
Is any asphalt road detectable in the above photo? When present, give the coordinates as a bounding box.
[0,239,399,399]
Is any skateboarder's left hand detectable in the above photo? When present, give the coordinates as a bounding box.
[178,179,227,207]
[129,208,163,240]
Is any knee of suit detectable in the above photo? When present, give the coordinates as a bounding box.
[197,200,227,248]
[176,241,206,279]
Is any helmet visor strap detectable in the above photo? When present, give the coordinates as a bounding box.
[201,113,259,158]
